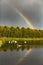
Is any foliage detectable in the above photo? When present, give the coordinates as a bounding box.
[0,26,43,38]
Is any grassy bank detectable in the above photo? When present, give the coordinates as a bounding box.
[0,38,43,41]
[0,38,43,51]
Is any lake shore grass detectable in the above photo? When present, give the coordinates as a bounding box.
[0,37,43,41]
[0,38,43,50]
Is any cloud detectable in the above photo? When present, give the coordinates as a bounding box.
[0,0,43,29]
[0,1,28,27]
[9,0,43,29]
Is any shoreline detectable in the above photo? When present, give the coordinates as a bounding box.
[0,38,43,41]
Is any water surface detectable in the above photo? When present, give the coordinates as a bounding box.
[0,40,43,65]
[0,48,43,65]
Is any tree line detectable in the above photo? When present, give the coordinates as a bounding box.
[0,26,43,38]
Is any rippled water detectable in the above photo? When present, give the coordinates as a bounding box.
[0,48,43,65]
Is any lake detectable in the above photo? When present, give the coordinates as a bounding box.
[0,40,43,65]
[0,48,43,65]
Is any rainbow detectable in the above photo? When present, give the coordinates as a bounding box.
[6,2,35,65]
[16,48,32,65]
[14,7,36,29]
[8,1,36,29]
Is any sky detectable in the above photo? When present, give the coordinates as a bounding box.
[0,0,43,29]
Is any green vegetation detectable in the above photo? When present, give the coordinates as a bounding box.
[0,26,43,38]
[0,26,43,51]
[0,40,43,51]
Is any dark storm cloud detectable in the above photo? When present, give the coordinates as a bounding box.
[0,0,43,29]
[0,3,20,21]
[9,0,43,29]
[0,0,29,27]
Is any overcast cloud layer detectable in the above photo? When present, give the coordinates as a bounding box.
[0,0,43,29]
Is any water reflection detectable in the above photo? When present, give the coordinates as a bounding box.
[17,48,43,65]
[0,40,43,51]
[0,50,28,65]
[0,48,43,65]
[0,40,43,65]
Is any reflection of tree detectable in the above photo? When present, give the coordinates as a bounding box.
[26,45,31,50]
[0,40,43,51]
[16,47,20,51]
[20,45,26,51]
